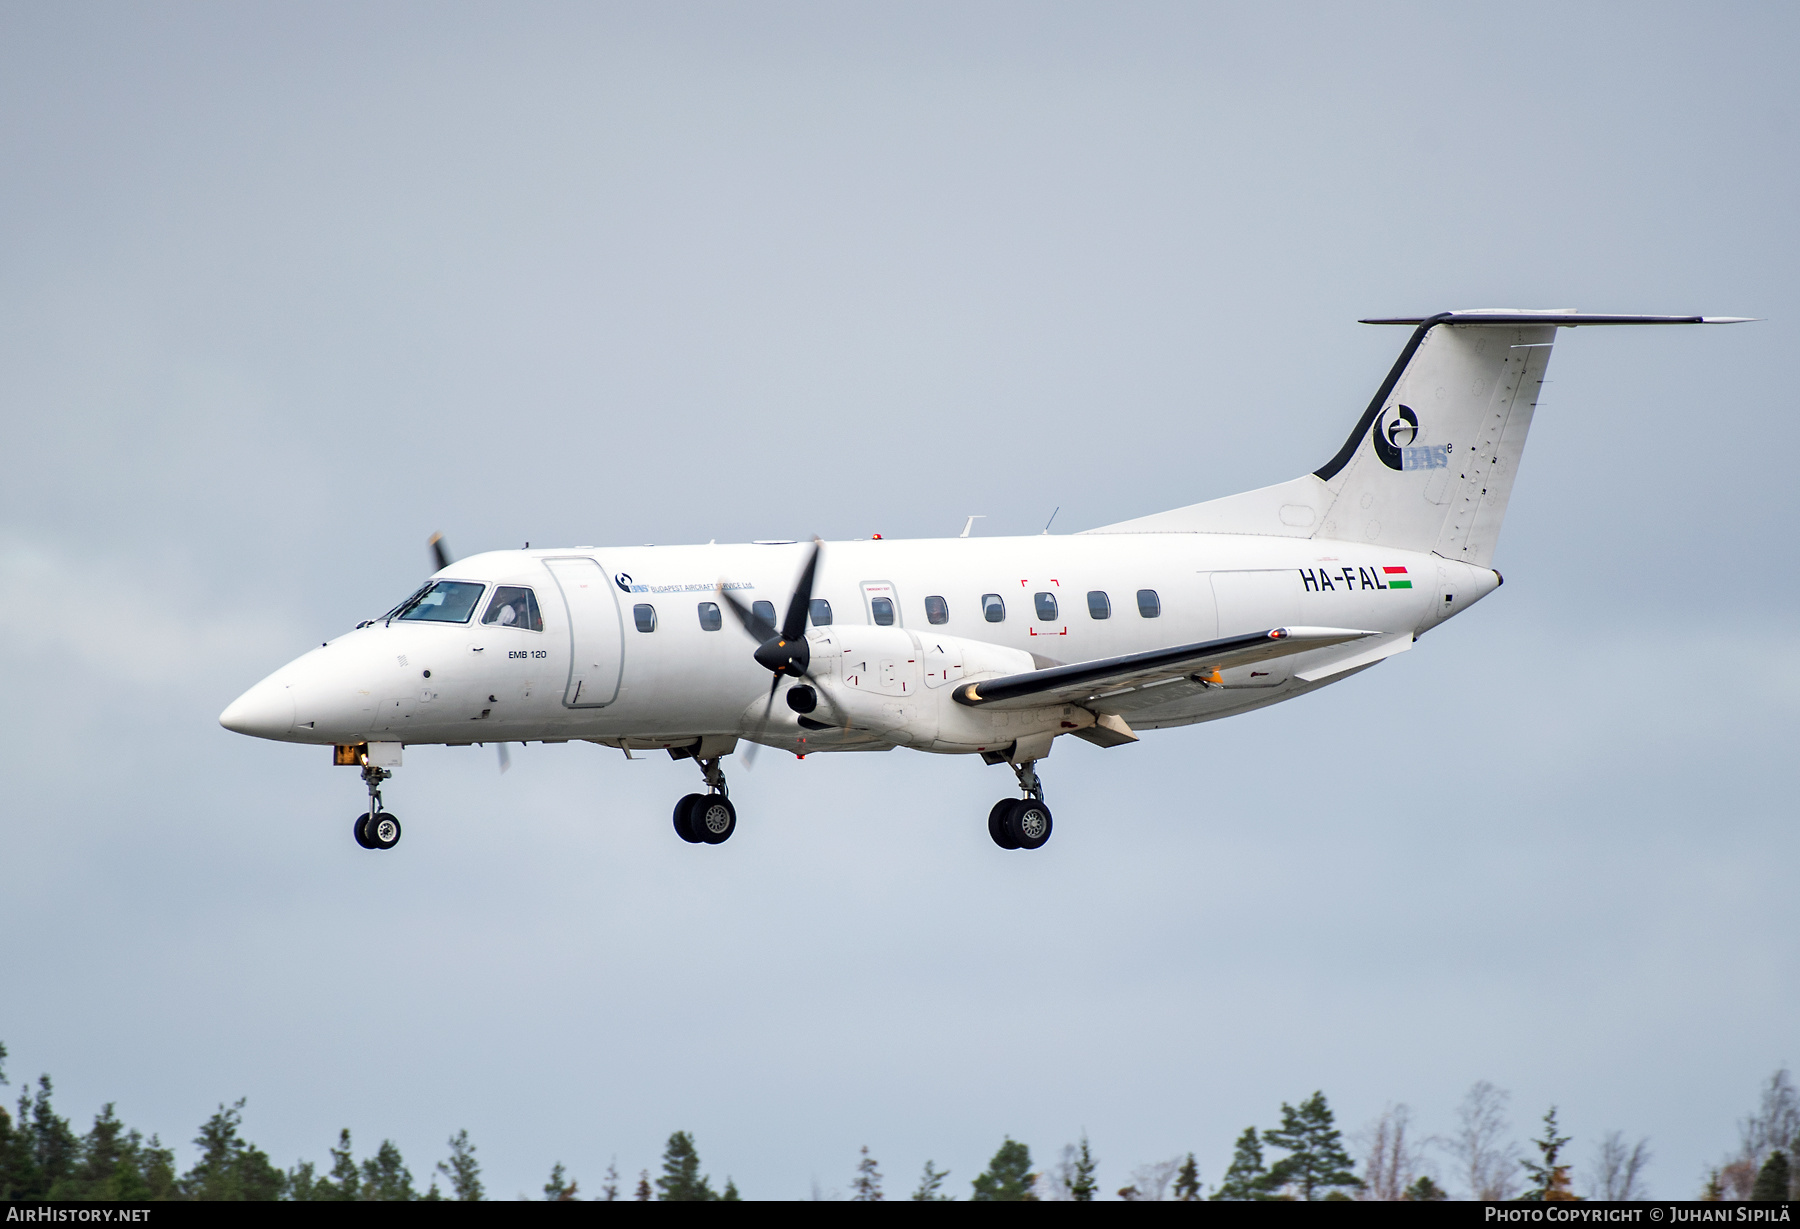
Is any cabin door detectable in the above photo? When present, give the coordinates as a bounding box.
[545,557,625,708]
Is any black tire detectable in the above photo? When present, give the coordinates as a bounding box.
[988,799,1021,850]
[1007,799,1052,850]
[673,793,706,843]
[353,813,377,849]
[368,812,402,850]
[693,795,736,845]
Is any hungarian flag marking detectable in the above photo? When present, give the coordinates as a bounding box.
[1383,565,1412,590]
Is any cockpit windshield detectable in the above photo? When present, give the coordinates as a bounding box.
[481,586,543,631]
[391,580,486,624]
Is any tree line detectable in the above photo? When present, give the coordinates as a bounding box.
[4,1042,1797,1200]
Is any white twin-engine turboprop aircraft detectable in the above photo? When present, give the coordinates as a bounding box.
[222,310,1743,853]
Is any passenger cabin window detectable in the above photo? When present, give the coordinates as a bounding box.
[809,598,833,626]
[1137,589,1161,618]
[924,595,949,625]
[752,600,777,629]
[871,597,895,626]
[982,593,1006,623]
[481,586,543,631]
[396,580,485,624]
[697,601,723,631]
[1087,590,1111,619]
[1034,592,1059,621]
[633,604,657,633]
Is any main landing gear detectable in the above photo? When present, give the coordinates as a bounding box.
[673,756,737,845]
[988,759,1053,851]
[353,762,402,851]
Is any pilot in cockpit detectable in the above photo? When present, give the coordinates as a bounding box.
[481,586,542,631]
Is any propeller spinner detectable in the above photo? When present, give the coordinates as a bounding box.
[717,538,835,763]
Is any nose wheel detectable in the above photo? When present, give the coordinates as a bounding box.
[987,760,1053,851]
[673,757,737,845]
[353,762,402,850]
[354,811,402,850]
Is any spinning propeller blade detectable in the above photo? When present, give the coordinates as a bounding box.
[741,676,781,769]
[497,742,511,773]
[429,533,453,572]
[719,588,778,643]
[720,538,825,763]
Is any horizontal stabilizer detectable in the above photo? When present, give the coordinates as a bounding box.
[1360,311,1752,326]
[953,626,1374,711]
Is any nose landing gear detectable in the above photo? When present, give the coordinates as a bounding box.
[673,756,737,845]
[354,810,402,850]
[987,759,1053,851]
[353,761,402,851]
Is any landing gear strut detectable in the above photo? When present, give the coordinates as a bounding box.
[353,762,401,850]
[987,759,1052,851]
[673,757,737,845]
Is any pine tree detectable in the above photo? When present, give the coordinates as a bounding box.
[544,1161,578,1200]
[286,1160,323,1200]
[1264,1092,1363,1201]
[1404,1175,1448,1201]
[324,1129,361,1199]
[1212,1127,1272,1200]
[9,1076,79,1200]
[656,1131,718,1201]
[970,1137,1036,1201]
[599,1158,620,1201]
[1173,1153,1202,1200]
[1070,1135,1098,1201]
[60,1105,132,1200]
[1701,1170,1725,1200]
[178,1100,286,1200]
[634,1169,652,1200]
[436,1129,483,1201]
[851,1145,882,1200]
[1752,1151,1791,1201]
[722,1176,741,1200]
[50,1104,174,1201]
[1519,1108,1578,1201]
[0,1042,12,1201]
[361,1140,417,1201]
[911,1160,951,1200]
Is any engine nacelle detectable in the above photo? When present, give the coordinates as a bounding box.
[805,626,1094,759]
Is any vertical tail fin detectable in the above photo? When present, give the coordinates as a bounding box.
[1084,311,1746,565]
[1313,313,1558,566]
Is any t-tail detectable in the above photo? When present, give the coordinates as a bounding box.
[1084,309,1748,566]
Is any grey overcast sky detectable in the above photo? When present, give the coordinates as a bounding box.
[2,0,1794,1200]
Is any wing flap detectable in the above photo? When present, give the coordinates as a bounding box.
[953,626,1376,711]
[1293,631,1414,682]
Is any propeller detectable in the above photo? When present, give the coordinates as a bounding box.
[497,742,511,773]
[717,538,845,764]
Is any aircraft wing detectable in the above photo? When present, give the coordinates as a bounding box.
[951,626,1377,711]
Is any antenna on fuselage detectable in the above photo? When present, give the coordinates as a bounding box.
[1040,507,1060,535]
[960,515,985,538]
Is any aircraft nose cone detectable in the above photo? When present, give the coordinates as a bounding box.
[220,678,296,740]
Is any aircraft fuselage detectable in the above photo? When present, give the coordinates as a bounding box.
[222,532,1496,754]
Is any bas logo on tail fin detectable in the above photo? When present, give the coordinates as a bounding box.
[1083,309,1749,566]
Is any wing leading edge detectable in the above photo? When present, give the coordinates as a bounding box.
[952,626,1376,711]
